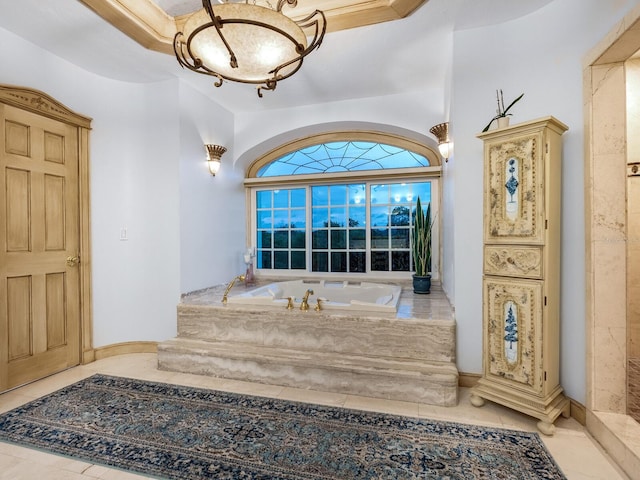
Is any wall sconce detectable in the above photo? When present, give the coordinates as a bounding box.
[429,122,451,162]
[205,144,226,176]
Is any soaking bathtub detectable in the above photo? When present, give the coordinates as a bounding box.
[225,279,402,313]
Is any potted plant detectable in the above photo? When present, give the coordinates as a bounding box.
[482,89,524,132]
[412,196,434,294]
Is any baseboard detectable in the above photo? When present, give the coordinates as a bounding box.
[458,372,481,388]
[570,399,586,426]
[94,341,158,360]
[458,371,585,426]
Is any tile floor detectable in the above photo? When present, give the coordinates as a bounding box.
[0,353,631,480]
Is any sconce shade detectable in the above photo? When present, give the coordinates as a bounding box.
[174,1,326,97]
[429,122,451,161]
[438,142,450,159]
[206,144,226,176]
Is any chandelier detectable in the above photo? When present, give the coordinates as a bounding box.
[174,0,326,97]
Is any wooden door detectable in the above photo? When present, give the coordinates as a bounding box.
[0,103,82,391]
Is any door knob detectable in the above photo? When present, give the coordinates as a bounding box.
[66,255,79,267]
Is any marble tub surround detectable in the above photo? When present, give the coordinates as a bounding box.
[159,281,458,406]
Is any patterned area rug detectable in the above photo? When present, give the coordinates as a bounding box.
[0,374,566,479]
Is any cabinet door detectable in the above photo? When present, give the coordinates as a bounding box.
[484,133,545,244]
[483,277,544,394]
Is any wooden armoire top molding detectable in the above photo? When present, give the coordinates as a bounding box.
[0,84,92,129]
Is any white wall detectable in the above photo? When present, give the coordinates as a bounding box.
[0,27,182,346]
[178,84,245,293]
[449,0,640,402]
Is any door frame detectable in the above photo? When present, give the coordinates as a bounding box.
[0,84,94,365]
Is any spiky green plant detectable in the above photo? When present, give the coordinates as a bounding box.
[412,197,434,276]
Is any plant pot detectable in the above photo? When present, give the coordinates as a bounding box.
[497,116,510,129]
[412,274,431,294]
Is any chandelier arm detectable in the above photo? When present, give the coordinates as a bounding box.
[202,0,216,21]
[276,0,298,13]
[295,11,327,54]
[257,79,277,98]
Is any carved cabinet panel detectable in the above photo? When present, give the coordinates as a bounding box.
[484,134,544,243]
[483,277,543,393]
[484,245,543,279]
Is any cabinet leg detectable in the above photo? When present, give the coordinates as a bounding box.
[536,420,556,436]
[561,401,571,418]
[470,393,485,407]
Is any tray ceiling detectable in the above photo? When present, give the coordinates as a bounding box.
[78,0,427,56]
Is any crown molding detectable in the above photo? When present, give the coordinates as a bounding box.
[78,0,426,56]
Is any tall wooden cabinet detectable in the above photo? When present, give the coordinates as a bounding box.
[470,116,570,435]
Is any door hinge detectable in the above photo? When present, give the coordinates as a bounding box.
[546,143,549,154]
[544,371,547,381]
[545,219,548,229]
[544,296,547,306]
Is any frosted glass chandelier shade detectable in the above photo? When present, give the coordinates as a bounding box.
[175,1,326,97]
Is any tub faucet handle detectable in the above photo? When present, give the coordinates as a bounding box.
[286,297,294,310]
[314,298,323,312]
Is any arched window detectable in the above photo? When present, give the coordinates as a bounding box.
[244,131,442,280]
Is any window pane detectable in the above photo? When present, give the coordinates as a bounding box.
[349,229,365,249]
[330,185,347,204]
[371,185,389,204]
[348,207,365,227]
[274,231,288,248]
[312,186,328,206]
[349,252,366,273]
[392,251,410,271]
[312,208,328,228]
[257,211,272,229]
[371,228,389,249]
[331,230,346,249]
[290,188,305,208]
[371,206,389,227]
[291,251,306,269]
[291,230,305,249]
[413,182,431,204]
[312,229,328,249]
[258,231,272,248]
[330,207,346,227]
[274,251,289,269]
[290,208,306,229]
[274,190,288,208]
[391,228,409,248]
[256,190,272,208]
[273,210,289,228]
[390,206,410,226]
[258,250,271,269]
[371,251,389,271]
[331,252,347,272]
[349,185,365,205]
[312,252,328,272]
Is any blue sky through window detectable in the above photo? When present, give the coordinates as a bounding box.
[257,141,430,177]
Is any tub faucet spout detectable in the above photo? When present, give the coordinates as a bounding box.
[222,274,246,305]
[300,289,314,311]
